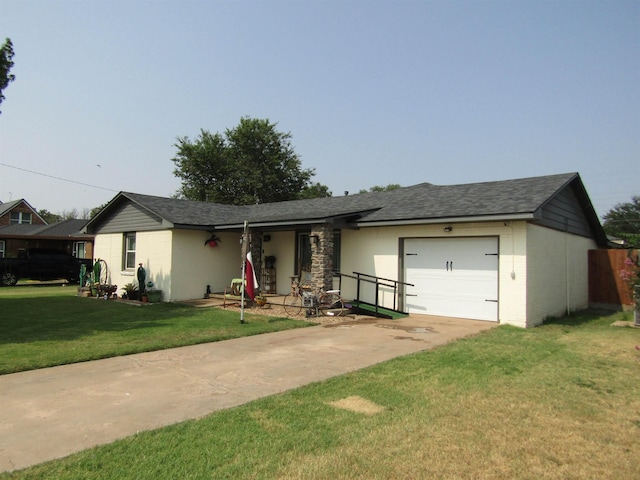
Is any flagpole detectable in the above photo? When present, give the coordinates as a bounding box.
[240,220,248,324]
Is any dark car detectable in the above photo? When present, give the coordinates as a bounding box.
[0,249,93,286]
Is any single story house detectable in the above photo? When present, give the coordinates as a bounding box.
[84,172,607,328]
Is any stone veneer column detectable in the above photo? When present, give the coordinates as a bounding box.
[310,223,334,291]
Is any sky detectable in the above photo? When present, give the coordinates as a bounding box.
[0,0,638,220]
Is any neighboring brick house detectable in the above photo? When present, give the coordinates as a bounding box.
[0,200,94,259]
[0,199,47,227]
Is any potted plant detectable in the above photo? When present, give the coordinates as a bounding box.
[145,281,162,303]
[121,283,138,301]
[265,255,276,269]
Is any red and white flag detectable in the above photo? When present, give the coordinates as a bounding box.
[245,251,259,300]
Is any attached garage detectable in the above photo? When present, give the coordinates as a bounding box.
[403,237,499,321]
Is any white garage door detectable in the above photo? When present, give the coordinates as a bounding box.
[404,237,498,321]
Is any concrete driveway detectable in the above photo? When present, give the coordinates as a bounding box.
[0,315,496,472]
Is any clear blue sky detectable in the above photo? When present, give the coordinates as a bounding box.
[1,0,638,219]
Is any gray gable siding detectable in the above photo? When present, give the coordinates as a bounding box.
[537,185,593,238]
[93,202,165,234]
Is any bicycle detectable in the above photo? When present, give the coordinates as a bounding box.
[282,280,344,317]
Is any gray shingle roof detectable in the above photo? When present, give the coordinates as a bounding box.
[357,172,578,223]
[0,219,91,238]
[239,172,580,225]
[0,199,22,217]
[91,172,590,230]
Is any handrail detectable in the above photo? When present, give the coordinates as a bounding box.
[338,272,413,315]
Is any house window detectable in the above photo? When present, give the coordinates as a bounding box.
[10,212,32,224]
[124,233,136,269]
[333,233,341,275]
[0,240,5,258]
[73,242,86,259]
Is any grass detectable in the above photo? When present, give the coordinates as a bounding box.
[2,305,639,479]
[0,285,314,374]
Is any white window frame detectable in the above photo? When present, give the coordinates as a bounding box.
[10,212,32,224]
[124,233,136,270]
[73,241,86,259]
[0,240,5,258]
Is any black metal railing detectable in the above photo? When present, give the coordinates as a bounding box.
[338,272,413,316]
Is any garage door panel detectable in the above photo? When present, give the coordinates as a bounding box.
[404,237,498,321]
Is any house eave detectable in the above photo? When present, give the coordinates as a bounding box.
[354,213,536,228]
[213,218,334,231]
[0,234,94,240]
[171,223,212,231]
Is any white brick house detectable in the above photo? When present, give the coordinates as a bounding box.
[84,172,607,328]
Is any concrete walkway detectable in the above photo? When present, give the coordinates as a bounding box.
[0,315,496,473]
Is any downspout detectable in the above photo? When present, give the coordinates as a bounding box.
[565,217,570,316]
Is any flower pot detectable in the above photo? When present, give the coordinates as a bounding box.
[147,290,162,303]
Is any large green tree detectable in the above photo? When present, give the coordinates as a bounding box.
[0,38,15,114]
[602,196,640,248]
[172,118,328,205]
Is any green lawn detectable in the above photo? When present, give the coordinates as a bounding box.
[2,302,639,479]
[0,285,313,374]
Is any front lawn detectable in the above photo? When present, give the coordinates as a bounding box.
[2,309,639,479]
[0,285,313,374]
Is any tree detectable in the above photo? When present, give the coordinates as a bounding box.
[90,203,108,219]
[0,38,15,114]
[38,209,62,224]
[299,182,332,199]
[358,184,402,194]
[172,117,327,205]
[602,196,640,248]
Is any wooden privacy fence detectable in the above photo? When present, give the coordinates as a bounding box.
[588,249,638,308]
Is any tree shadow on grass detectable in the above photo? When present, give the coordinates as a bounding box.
[542,308,620,327]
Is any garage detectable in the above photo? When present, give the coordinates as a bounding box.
[403,237,499,321]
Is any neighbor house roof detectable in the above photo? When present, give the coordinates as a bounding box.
[0,199,23,217]
[0,219,92,239]
[84,172,607,245]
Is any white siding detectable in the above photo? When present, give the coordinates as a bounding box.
[170,230,241,301]
[135,230,173,299]
[261,231,296,295]
[94,229,242,302]
[525,224,596,327]
[93,231,173,300]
